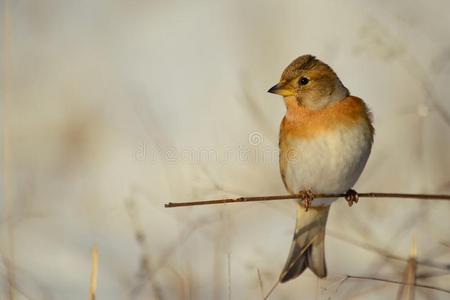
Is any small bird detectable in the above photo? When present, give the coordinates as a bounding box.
[268,55,374,282]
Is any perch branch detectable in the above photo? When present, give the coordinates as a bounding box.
[165,192,450,208]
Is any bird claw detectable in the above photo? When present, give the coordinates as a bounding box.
[345,189,359,207]
[298,190,315,211]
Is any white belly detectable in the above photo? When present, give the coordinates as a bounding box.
[281,124,372,206]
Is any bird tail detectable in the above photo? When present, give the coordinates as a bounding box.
[279,205,330,283]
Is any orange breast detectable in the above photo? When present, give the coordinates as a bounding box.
[278,96,374,193]
[279,96,374,141]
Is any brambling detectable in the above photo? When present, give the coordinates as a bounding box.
[268,55,374,282]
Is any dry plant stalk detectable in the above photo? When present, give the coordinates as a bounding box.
[2,1,16,299]
[89,246,99,300]
[256,269,264,300]
[89,245,99,300]
[396,238,417,300]
[165,191,450,208]
[125,198,165,300]
[342,275,449,294]
[227,253,232,300]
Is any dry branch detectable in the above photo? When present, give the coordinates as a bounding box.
[165,191,450,208]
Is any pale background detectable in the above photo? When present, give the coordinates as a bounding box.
[1,0,450,299]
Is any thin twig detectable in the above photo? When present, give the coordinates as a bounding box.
[0,258,29,300]
[257,269,264,300]
[165,192,450,208]
[327,230,449,272]
[263,280,279,300]
[343,275,450,294]
[227,252,231,300]
[89,245,98,300]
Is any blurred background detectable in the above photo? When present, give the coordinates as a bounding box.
[1,0,450,299]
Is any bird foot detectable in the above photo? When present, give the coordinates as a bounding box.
[345,189,359,207]
[298,190,315,211]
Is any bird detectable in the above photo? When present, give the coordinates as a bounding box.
[268,55,374,283]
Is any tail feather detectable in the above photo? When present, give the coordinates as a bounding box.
[279,205,330,283]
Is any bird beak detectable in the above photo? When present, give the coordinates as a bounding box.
[267,83,295,96]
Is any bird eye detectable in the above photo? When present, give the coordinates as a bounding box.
[298,77,309,85]
[299,77,309,85]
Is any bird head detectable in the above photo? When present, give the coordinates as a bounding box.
[268,55,349,111]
